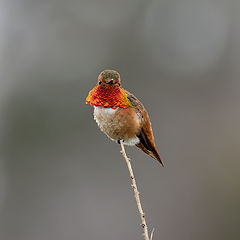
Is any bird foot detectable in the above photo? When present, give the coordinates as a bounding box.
[117,138,123,144]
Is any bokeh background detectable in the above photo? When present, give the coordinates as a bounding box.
[0,0,240,240]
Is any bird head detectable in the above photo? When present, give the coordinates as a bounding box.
[97,70,121,87]
[86,70,131,108]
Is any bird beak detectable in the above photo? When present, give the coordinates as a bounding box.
[106,78,115,84]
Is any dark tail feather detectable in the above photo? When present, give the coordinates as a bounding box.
[137,129,164,166]
[136,142,164,167]
[151,147,164,166]
[136,129,164,166]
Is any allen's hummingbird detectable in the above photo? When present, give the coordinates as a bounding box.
[86,70,163,166]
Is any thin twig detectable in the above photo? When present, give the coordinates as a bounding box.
[150,228,155,240]
[120,140,153,240]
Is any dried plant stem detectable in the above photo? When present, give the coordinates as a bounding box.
[120,140,153,240]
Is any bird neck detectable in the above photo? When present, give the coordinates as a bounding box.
[86,85,131,108]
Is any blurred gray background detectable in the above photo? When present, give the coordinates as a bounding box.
[0,0,240,240]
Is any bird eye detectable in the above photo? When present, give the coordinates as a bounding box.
[118,83,121,86]
[98,81,101,85]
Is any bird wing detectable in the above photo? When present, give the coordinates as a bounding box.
[124,90,163,166]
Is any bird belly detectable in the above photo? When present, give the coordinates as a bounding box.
[123,137,140,145]
[94,106,140,145]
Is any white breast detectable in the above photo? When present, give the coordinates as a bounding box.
[93,106,117,141]
[93,106,118,131]
[93,106,140,146]
[94,106,118,116]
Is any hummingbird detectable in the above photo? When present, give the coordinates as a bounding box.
[86,70,163,166]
